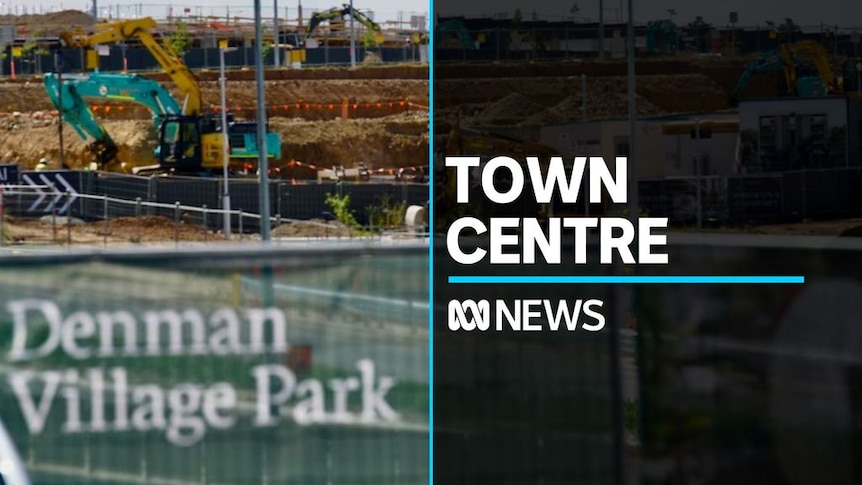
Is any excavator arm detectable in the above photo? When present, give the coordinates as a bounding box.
[781,40,840,94]
[51,72,183,130]
[731,48,793,103]
[44,72,187,165]
[59,17,202,115]
[43,73,119,166]
[347,7,381,32]
[305,4,380,40]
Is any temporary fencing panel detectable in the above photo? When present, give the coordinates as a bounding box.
[0,244,429,484]
[636,236,862,483]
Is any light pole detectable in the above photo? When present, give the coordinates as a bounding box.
[273,0,279,67]
[857,62,862,93]
[694,118,702,229]
[254,0,272,242]
[219,42,237,239]
[349,0,356,67]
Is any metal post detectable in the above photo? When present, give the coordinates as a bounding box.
[273,0,280,67]
[695,118,702,229]
[202,204,208,241]
[581,74,587,119]
[349,0,356,67]
[219,46,232,239]
[66,202,73,244]
[102,193,108,247]
[135,197,141,243]
[174,201,180,244]
[55,52,66,168]
[254,0,272,242]
[598,0,604,59]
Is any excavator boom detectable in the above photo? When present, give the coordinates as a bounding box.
[43,73,119,165]
[305,4,381,40]
[59,17,202,115]
[733,40,840,104]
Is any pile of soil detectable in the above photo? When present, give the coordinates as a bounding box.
[0,111,429,171]
[437,73,730,123]
[523,92,662,125]
[0,79,428,115]
[0,119,156,170]
[0,9,94,29]
[271,112,428,169]
[477,93,545,124]
[272,219,355,238]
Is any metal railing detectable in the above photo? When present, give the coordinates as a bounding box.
[0,184,428,248]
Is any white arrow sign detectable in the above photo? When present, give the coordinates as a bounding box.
[40,174,64,213]
[22,174,47,212]
[56,174,79,214]
[23,173,79,215]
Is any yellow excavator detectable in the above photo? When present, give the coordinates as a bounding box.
[56,17,281,175]
[731,40,859,104]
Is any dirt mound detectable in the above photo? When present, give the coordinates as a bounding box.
[0,9,94,28]
[477,93,544,124]
[439,73,729,125]
[524,92,662,124]
[272,112,429,170]
[0,111,428,171]
[272,219,354,238]
[0,119,156,170]
[0,78,428,120]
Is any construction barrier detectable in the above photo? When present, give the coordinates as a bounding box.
[0,244,429,484]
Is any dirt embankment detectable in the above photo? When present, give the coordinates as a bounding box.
[0,111,429,172]
[437,73,731,126]
[0,78,428,116]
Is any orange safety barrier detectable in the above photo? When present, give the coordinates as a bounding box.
[77,99,426,114]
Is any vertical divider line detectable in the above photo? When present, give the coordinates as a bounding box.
[428,6,435,485]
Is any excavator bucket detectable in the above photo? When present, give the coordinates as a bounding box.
[88,139,120,167]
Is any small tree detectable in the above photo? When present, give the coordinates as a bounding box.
[21,30,50,74]
[685,16,713,53]
[168,20,192,58]
[569,3,580,21]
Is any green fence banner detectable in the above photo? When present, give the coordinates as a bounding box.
[0,245,429,484]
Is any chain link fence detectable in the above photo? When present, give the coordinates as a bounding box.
[0,171,429,247]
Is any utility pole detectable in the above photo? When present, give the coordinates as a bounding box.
[273,0,280,67]
[349,0,356,67]
[695,118,702,229]
[254,0,271,242]
[56,52,66,169]
[598,0,604,59]
[219,42,236,239]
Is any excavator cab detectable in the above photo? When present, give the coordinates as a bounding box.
[157,115,223,173]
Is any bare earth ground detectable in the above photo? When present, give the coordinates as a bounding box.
[1,215,358,246]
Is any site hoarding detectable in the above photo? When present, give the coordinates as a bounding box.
[0,245,429,484]
[635,235,862,484]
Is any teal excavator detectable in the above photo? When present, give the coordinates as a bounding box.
[43,71,281,173]
[435,19,476,49]
[43,72,178,165]
[52,17,282,175]
[729,40,859,105]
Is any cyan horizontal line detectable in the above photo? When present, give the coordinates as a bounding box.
[448,276,806,284]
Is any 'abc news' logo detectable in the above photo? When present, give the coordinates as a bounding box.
[448,298,605,332]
